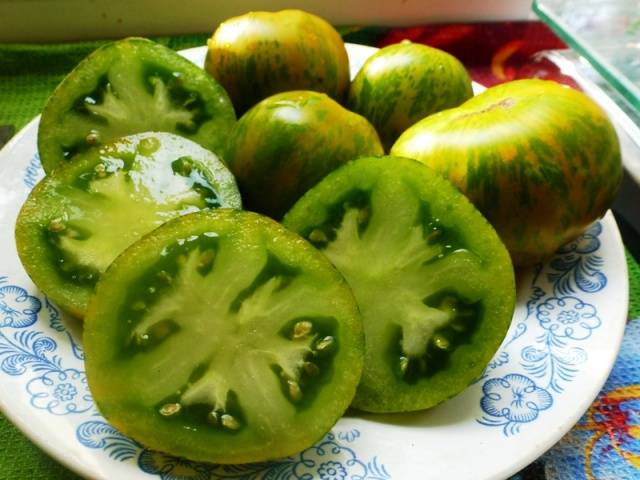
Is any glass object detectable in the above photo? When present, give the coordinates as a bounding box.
[533,0,640,112]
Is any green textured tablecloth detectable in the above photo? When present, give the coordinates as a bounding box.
[1,33,639,480]
[0,35,209,480]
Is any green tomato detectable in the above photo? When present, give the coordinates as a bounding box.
[15,132,240,317]
[205,9,350,114]
[84,209,364,463]
[284,156,515,412]
[225,90,383,219]
[348,41,473,151]
[391,79,622,266]
[38,37,236,174]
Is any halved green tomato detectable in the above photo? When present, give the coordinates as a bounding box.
[84,209,364,463]
[283,156,515,412]
[38,37,236,174]
[15,132,240,318]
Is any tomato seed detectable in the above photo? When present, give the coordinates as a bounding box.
[287,380,302,402]
[293,320,312,339]
[48,218,66,233]
[159,403,181,416]
[208,410,219,424]
[433,334,450,350]
[399,356,409,375]
[86,131,100,145]
[315,336,334,352]
[157,270,173,284]
[308,229,328,243]
[94,163,107,178]
[221,414,240,430]
[357,208,369,224]
[198,250,216,269]
[303,361,319,376]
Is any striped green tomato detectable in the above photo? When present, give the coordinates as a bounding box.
[391,79,622,266]
[348,41,472,151]
[225,90,383,219]
[205,9,349,114]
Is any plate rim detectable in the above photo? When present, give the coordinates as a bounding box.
[0,44,630,480]
[494,210,629,479]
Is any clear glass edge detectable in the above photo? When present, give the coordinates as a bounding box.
[532,0,640,112]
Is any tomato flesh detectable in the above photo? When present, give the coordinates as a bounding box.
[38,37,236,173]
[15,132,240,317]
[283,156,516,412]
[84,209,364,463]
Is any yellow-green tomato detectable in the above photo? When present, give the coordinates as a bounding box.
[348,41,473,151]
[225,90,383,219]
[205,9,349,114]
[391,79,622,266]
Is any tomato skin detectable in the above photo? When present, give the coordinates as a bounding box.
[38,37,236,174]
[391,79,622,266]
[84,209,364,463]
[225,90,383,219]
[347,41,473,151]
[284,156,515,413]
[205,9,350,114]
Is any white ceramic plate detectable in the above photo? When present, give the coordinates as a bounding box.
[0,44,629,480]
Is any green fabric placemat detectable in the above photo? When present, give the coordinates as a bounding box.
[0,27,379,132]
[0,35,209,480]
[1,32,639,480]
[0,35,209,133]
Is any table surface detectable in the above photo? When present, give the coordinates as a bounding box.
[1,24,639,480]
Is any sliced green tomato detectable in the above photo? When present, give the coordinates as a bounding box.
[15,132,240,318]
[38,37,236,173]
[283,156,515,412]
[84,209,364,463]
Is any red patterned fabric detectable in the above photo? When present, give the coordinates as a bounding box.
[377,22,579,89]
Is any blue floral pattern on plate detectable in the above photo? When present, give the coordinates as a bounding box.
[480,374,553,435]
[0,282,41,328]
[26,368,92,414]
[2,147,393,477]
[0,268,392,478]
[536,296,601,340]
[22,152,43,189]
[77,419,390,480]
[478,222,607,435]
[0,90,625,479]
[0,153,394,479]
[0,277,93,415]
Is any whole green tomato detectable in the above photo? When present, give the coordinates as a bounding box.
[225,90,383,219]
[391,79,622,266]
[205,9,350,114]
[348,41,473,151]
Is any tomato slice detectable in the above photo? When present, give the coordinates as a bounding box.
[38,37,236,173]
[84,209,364,464]
[15,132,240,318]
[283,156,516,412]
